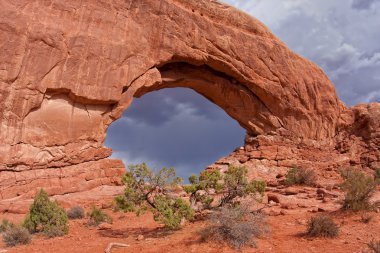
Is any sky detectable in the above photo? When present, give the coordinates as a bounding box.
[105,0,380,179]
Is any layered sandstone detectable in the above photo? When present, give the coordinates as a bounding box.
[0,0,378,201]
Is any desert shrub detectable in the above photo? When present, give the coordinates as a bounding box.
[87,206,112,226]
[0,219,14,233]
[285,167,317,186]
[23,189,68,237]
[2,225,31,247]
[306,215,339,238]
[367,239,380,253]
[340,169,376,211]
[67,206,85,220]
[185,165,266,211]
[153,196,194,230]
[375,168,380,184]
[115,163,193,229]
[221,166,266,206]
[44,226,67,238]
[201,205,268,249]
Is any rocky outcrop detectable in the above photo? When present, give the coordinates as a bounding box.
[0,0,378,201]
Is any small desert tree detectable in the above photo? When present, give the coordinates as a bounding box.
[184,165,266,210]
[115,163,194,229]
[23,189,68,237]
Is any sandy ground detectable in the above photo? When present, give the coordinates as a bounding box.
[0,204,379,253]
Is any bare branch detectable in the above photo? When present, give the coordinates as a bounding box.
[104,242,129,253]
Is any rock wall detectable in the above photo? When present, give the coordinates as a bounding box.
[0,0,378,200]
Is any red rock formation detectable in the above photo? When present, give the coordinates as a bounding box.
[0,0,378,201]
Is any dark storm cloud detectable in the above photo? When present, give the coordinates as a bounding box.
[126,88,227,126]
[352,0,377,10]
[105,88,245,179]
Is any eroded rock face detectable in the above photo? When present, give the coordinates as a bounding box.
[0,0,378,201]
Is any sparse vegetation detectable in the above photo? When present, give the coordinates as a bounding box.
[184,165,266,211]
[23,189,68,237]
[340,168,376,211]
[88,206,112,226]
[115,163,193,230]
[0,219,14,233]
[115,164,266,230]
[375,168,380,184]
[367,239,380,253]
[285,167,317,186]
[67,206,85,220]
[201,204,268,249]
[2,225,31,247]
[306,215,339,238]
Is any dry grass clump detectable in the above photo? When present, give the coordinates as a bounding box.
[285,167,317,186]
[340,169,376,211]
[0,219,14,233]
[88,206,112,226]
[2,226,31,247]
[67,206,85,220]
[201,205,268,249]
[306,215,339,238]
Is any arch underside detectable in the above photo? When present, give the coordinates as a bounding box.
[120,62,283,137]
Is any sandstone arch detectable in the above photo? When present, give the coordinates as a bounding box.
[0,0,378,202]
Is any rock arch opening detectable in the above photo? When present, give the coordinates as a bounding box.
[0,0,378,205]
[105,87,245,179]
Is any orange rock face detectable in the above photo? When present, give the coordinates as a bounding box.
[0,0,378,201]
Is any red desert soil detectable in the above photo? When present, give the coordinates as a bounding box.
[1,201,379,253]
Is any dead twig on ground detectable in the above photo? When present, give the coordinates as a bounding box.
[104,242,129,253]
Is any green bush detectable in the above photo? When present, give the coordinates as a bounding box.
[367,239,380,253]
[2,225,31,247]
[88,206,112,226]
[201,205,268,249]
[0,219,14,233]
[306,215,339,238]
[185,165,266,210]
[184,170,223,210]
[115,163,192,229]
[153,196,194,230]
[340,169,376,211]
[67,206,85,220]
[23,189,68,237]
[222,166,266,206]
[285,167,317,186]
